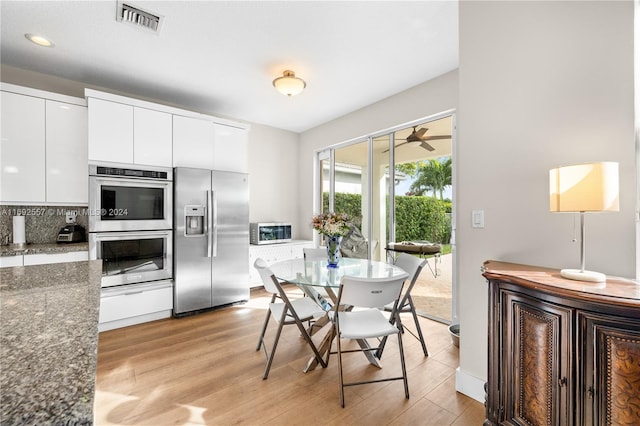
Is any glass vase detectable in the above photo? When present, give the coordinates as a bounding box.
[325,235,342,268]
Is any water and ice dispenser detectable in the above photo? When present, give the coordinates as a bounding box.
[184,205,205,236]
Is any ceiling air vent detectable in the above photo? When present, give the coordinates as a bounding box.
[117,1,163,33]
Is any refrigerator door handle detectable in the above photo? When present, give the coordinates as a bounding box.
[211,189,218,257]
[207,190,213,258]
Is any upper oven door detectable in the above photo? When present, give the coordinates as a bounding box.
[89,176,173,232]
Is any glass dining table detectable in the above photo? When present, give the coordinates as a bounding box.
[269,257,407,372]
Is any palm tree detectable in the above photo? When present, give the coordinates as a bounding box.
[409,157,452,200]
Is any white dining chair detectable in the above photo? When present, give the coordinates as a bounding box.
[379,252,429,357]
[303,247,327,260]
[254,258,327,379]
[332,272,409,407]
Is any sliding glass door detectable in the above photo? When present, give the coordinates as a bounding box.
[314,111,456,324]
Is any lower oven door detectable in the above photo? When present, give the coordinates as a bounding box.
[89,230,173,287]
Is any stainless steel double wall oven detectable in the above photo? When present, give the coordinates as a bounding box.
[89,163,173,287]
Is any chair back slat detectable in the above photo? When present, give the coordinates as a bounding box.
[338,274,408,308]
[303,247,326,260]
[254,258,279,294]
[392,253,427,305]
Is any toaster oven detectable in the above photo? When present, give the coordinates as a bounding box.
[250,222,291,245]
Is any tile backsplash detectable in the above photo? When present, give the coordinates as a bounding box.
[0,206,89,245]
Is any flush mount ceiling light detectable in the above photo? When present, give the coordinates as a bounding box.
[272,70,306,97]
[25,33,54,47]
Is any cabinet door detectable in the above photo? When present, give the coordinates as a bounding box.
[88,98,133,163]
[134,107,172,167]
[578,311,640,425]
[173,115,214,168]
[46,100,88,203]
[0,91,46,202]
[0,255,23,268]
[23,251,88,266]
[502,290,572,426]
[212,123,247,173]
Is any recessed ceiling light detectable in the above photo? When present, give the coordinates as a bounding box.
[25,33,54,47]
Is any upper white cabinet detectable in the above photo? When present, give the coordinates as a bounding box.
[86,89,247,171]
[134,107,172,167]
[87,93,172,167]
[1,85,87,204]
[0,91,46,202]
[213,123,248,173]
[87,98,134,164]
[173,115,215,169]
[46,100,88,203]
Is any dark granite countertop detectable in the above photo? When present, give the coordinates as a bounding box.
[0,260,102,425]
[0,242,89,257]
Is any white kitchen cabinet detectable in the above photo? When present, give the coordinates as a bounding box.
[0,250,88,268]
[249,240,314,286]
[46,100,88,203]
[133,107,172,167]
[212,123,248,173]
[88,97,174,167]
[99,280,173,331]
[0,255,24,268]
[23,251,88,266]
[88,97,134,163]
[172,115,215,168]
[0,91,46,202]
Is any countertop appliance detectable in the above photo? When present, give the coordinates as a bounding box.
[57,224,86,243]
[173,167,249,315]
[250,222,292,245]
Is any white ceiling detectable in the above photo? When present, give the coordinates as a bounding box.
[0,1,458,133]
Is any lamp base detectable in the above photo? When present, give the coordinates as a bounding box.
[560,269,606,283]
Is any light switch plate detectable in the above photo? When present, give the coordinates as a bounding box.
[472,210,484,228]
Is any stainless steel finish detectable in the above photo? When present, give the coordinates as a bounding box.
[89,230,173,288]
[212,189,218,257]
[249,222,292,245]
[173,167,249,315]
[89,163,173,232]
[207,190,213,258]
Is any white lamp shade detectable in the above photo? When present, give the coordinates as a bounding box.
[549,162,619,212]
[273,70,306,97]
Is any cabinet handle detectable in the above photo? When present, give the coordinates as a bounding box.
[587,386,594,399]
[558,377,567,387]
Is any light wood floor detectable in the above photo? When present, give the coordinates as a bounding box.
[94,287,484,425]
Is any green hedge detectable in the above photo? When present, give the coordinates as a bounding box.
[322,192,450,244]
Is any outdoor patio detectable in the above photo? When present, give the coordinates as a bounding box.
[411,253,452,323]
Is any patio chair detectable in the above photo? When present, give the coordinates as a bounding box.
[332,272,409,407]
[378,252,429,357]
[254,258,327,379]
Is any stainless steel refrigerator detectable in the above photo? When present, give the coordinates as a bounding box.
[173,167,249,315]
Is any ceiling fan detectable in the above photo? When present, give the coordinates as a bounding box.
[383,126,451,153]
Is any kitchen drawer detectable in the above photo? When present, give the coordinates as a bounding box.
[23,251,88,266]
[0,255,24,268]
[99,281,173,325]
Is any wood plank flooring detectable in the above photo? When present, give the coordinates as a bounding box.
[94,287,485,425]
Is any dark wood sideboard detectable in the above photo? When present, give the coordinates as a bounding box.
[482,260,640,426]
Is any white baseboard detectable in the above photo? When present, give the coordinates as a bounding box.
[455,367,485,403]
[98,309,172,332]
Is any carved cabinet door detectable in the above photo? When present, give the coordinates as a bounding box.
[502,290,573,426]
[578,312,640,425]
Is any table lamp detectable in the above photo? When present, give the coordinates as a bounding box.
[549,162,619,282]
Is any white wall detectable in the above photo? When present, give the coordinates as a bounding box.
[457,0,634,399]
[298,69,459,241]
[247,123,301,232]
